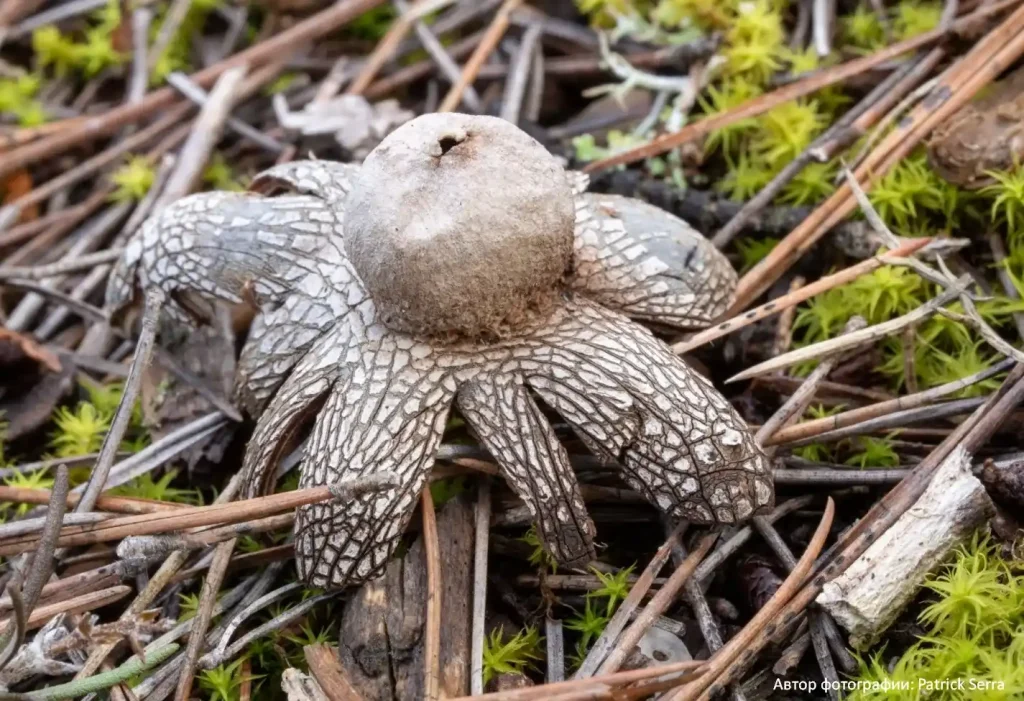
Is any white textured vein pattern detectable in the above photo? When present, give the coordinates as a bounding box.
[107,159,771,590]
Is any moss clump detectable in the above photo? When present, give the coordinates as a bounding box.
[483,626,544,686]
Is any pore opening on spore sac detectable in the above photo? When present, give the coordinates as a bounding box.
[438,135,461,155]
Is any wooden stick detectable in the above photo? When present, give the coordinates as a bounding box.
[671,237,931,354]
[450,659,705,701]
[421,488,442,701]
[0,585,132,635]
[175,538,237,701]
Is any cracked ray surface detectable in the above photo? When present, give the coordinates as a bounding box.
[108,123,770,591]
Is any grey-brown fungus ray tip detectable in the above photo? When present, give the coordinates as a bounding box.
[105,113,772,590]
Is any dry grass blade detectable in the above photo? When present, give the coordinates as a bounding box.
[671,238,930,355]
[451,659,705,701]
[665,498,835,701]
[596,531,718,675]
[0,474,396,557]
[727,276,972,382]
[574,526,682,677]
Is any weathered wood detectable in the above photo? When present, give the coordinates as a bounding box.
[816,445,995,648]
[304,644,363,701]
[282,668,330,701]
[338,495,474,700]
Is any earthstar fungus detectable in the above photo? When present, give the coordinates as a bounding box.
[107,113,773,590]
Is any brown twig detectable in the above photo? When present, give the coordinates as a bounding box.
[174,538,236,701]
[438,0,522,113]
[450,659,705,701]
[0,484,187,514]
[347,0,456,96]
[116,513,294,560]
[304,644,363,701]
[0,474,397,556]
[764,355,1014,444]
[0,585,132,635]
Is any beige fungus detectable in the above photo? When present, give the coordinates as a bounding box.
[343,113,575,338]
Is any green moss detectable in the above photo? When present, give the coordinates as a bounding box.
[868,154,960,233]
[0,74,48,126]
[345,6,398,41]
[520,525,559,574]
[203,153,247,192]
[791,404,843,463]
[199,657,261,701]
[844,434,900,468]
[735,236,780,273]
[110,156,156,203]
[841,5,886,52]
[109,470,202,504]
[1,469,55,517]
[149,0,227,85]
[567,598,611,668]
[482,626,543,686]
[49,381,148,458]
[892,0,943,40]
[32,0,126,79]
[722,0,786,85]
[981,165,1024,249]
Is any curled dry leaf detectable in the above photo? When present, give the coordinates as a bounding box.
[0,327,68,441]
[106,113,772,589]
[273,93,416,160]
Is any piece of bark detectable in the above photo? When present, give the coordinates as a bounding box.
[981,458,1024,511]
[337,495,475,700]
[304,644,363,701]
[816,445,995,648]
[282,668,330,701]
